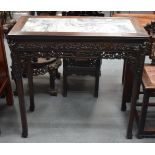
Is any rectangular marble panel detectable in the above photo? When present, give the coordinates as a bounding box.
[21,18,137,34]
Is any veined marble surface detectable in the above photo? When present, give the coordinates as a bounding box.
[21,18,137,34]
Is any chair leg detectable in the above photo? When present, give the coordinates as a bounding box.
[94,59,101,98]
[63,71,67,97]
[27,62,35,112]
[49,71,57,96]
[56,69,61,79]
[94,72,100,98]
[137,90,150,138]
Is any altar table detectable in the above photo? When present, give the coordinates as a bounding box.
[8,16,150,138]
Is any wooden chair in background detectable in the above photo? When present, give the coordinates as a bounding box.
[115,17,155,138]
[0,25,13,134]
[113,13,155,138]
[137,64,155,138]
[112,13,155,111]
[0,25,13,106]
[137,21,155,138]
[63,58,101,97]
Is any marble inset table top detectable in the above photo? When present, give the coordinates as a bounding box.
[21,18,137,34]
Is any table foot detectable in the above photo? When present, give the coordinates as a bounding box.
[22,131,28,138]
[126,133,133,139]
[56,72,61,79]
[137,134,143,139]
[121,106,126,111]
[29,105,35,112]
[49,89,57,96]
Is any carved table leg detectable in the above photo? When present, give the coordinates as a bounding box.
[126,52,145,139]
[27,61,35,111]
[16,79,28,138]
[11,52,28,138]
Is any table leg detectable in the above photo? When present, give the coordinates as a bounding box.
[126,53,145,139]
[16,79,28,138]
[121,60,134,111]
[11,52,28,138]
[27,61,35,111]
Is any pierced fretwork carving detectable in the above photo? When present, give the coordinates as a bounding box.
[144,21,155,61]
[10,50,22,80]
[9,40,150,58]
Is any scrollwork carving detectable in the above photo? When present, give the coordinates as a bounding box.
[8,40,150,61]
[10,50,22,80]
[8,39,150,79]
[11,41,142,53]
[32,66,49,76]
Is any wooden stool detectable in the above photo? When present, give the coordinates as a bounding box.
[138,65,155,138]
[13,58,62,111]
[48,58,62,96]
[28,58,62,111]
[63,58,101,97]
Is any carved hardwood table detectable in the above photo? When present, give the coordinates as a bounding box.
[8,16,150,138]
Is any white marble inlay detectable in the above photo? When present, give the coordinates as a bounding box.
[21,18,136,34]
